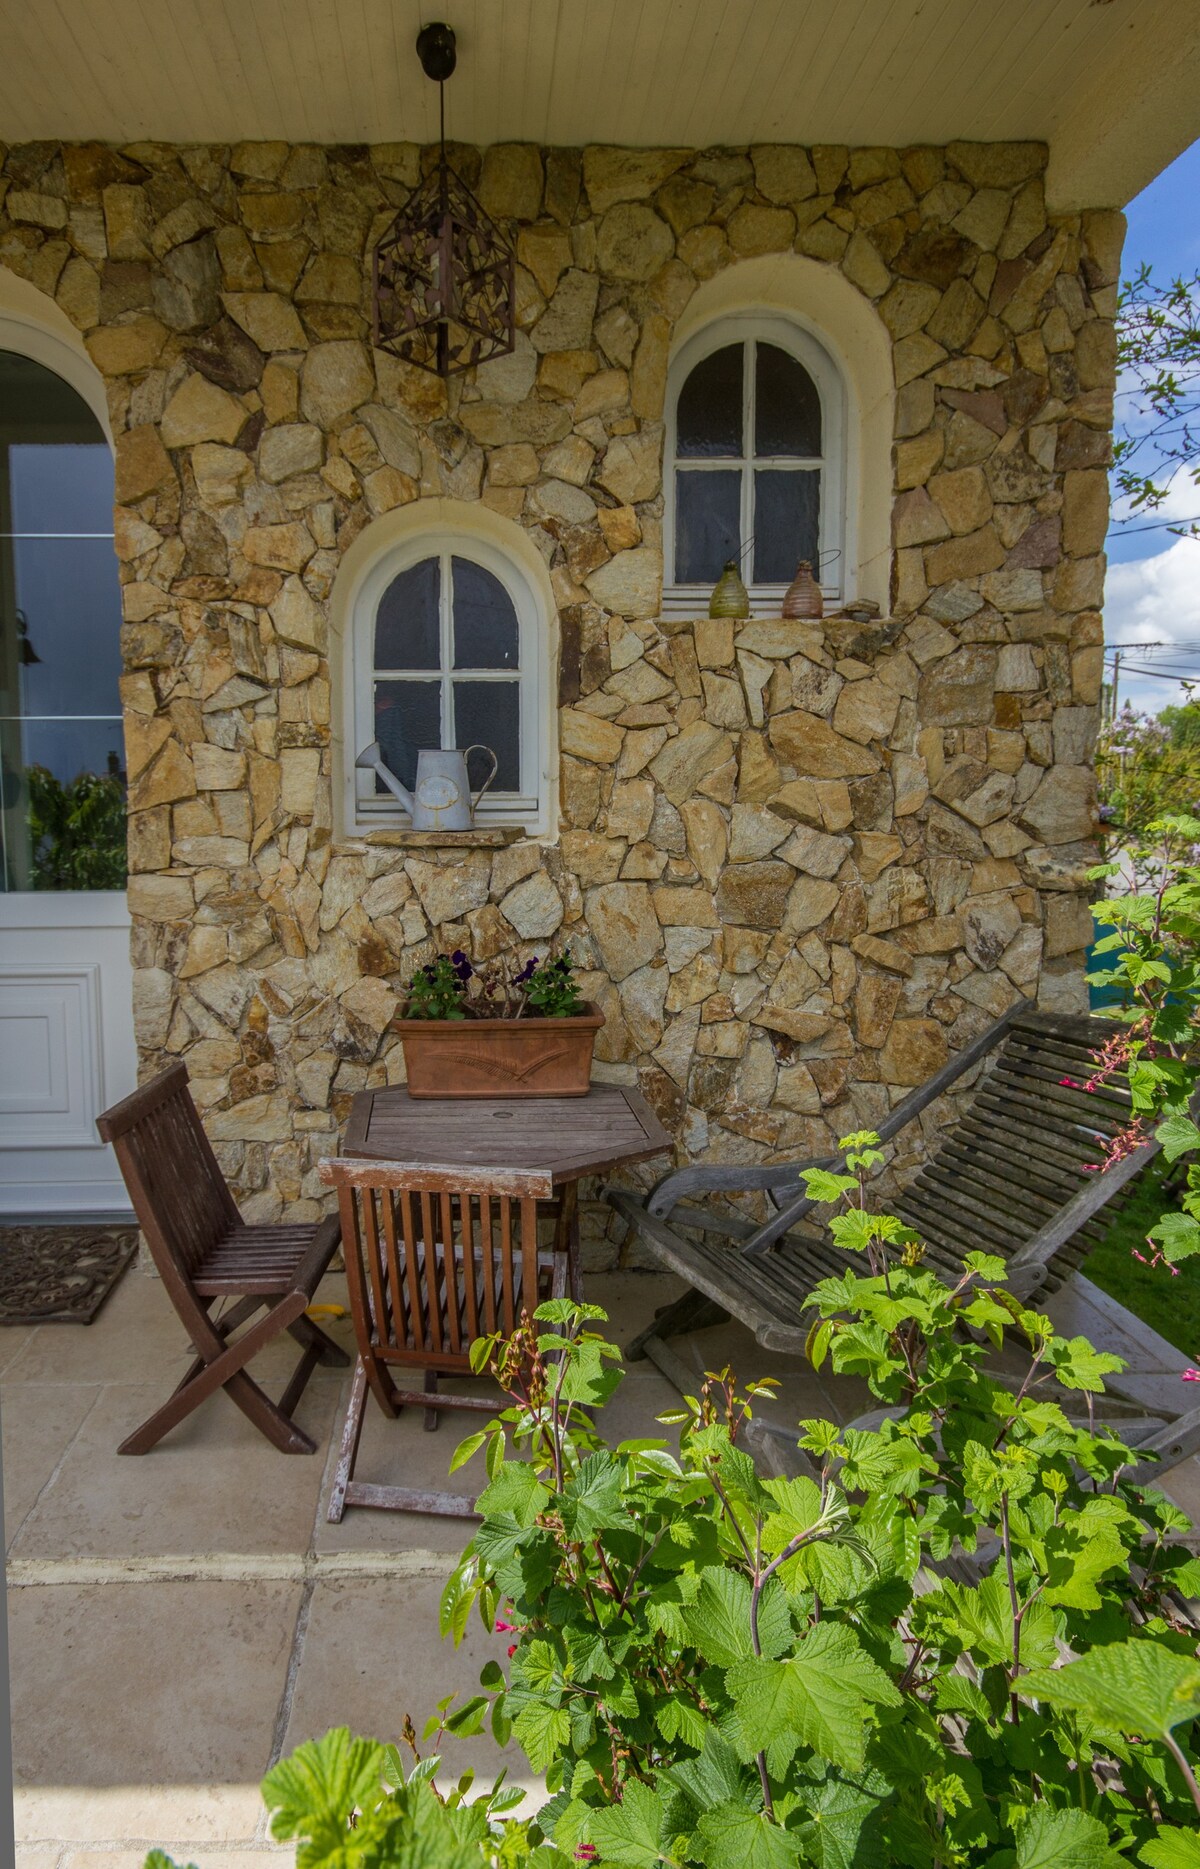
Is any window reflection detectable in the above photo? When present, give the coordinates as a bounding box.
[0,352,126,892]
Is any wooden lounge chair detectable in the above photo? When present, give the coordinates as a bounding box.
[96,1063,348,1455]
[318,1156,579,1520]
[610,1001,1200,1484]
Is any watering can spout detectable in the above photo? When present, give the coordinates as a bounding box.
[355,740,414,813]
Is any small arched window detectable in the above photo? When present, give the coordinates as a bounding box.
[665,315,845,614]
[349,534,547,833]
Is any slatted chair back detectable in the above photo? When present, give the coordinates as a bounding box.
[96,1061,240,1284]
[320,1158,556,1375]
[893,1009,1132,1296]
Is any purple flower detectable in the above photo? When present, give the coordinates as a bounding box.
[514,958,539,983]
[449,950,473,981]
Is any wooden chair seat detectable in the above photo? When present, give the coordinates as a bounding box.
[96,1063,349,1455]
[192,1223,339,1296]
[319,1156,579,1520]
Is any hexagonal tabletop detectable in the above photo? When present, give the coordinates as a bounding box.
[341,1084,672,1185]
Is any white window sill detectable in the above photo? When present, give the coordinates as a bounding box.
[661,585,842,620]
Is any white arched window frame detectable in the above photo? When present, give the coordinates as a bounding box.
[346,530,549,836]
[664,312,847,618]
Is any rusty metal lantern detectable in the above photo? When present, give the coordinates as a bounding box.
[372,22,515,378]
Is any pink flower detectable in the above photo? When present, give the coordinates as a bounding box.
[1183,1369,1200,1383]
[1059,1077,1079,1089]
[576,1848,598,1861]
[495,1619,514,1633]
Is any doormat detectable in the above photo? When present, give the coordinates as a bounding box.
[0,1225,139,1325]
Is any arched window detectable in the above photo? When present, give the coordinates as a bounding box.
[665,315,845,615]
[348,533,547,833]
[0,348,125,892]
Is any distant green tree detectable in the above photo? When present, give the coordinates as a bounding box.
[25,765,127,889]
[1115,265,1200,535]
[1160,692,1200,746]
[1097,701,1200,848]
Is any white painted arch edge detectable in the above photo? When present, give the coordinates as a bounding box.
[669,253,894,612]
[0,266,114,443]
[331,497,560,840]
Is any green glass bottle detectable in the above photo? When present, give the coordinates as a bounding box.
[708,559,750,619]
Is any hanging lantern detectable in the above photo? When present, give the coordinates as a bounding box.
[372,22,515,378]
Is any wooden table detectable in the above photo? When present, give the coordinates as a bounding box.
[342,1082,672,1185]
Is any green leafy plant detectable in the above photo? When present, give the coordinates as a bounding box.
[1098,709,1200,855]
[1086,816,1200,1288]
[522,953,583,1018]
[24,763,126,889]
[403,949,585,1021]
[441,1144,1200,1866]
[144,1724,571,1869]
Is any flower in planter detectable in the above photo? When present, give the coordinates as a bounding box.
[401,948,584,1020]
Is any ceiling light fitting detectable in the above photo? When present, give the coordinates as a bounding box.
[371,22,515,379]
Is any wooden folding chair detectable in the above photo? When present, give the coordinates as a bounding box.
[318,1156,577,1520]
[96,1063,348,1455]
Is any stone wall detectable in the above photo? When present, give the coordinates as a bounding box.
[0,137,1120,1250]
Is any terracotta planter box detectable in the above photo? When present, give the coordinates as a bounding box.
[392,1003,605,1098]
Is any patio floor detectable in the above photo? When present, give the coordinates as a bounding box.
[3,1255,1198,1869]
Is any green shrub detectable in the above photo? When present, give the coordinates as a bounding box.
[439,1147,1200,1865]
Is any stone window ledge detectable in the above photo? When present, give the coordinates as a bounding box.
[340,826,528,851]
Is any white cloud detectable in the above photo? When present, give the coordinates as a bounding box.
[1104,538,1200,713]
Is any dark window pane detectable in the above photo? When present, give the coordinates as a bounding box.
[452,681,520,793]
[451,556,519,669]
[0,717,127,893]
[374,679,442,791]
[755,344,822,457]
[676,345,743,458]
[2,538,125,719]
[675,469,741,584]
[753,470,821,583]
[375,557,441,669]
[8,444,116,534]
[0,352,106,446]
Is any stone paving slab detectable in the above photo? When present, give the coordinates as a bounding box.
[4,1263,1198,1867]
[9,1378,343,1563]
[10,1578,303,1847]
[282,1574,536,1802]
[2,1382,102,1544]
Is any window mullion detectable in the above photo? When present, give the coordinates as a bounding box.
[743,338,755,580]
[441,549,453,750]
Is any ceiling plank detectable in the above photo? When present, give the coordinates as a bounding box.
[0,0,1194,207]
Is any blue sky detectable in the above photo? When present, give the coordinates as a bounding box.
[1104,137,1200,714]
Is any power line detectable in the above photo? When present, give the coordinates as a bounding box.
[1109,515,1200,536]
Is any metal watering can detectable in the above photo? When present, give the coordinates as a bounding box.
[356,741,498,832]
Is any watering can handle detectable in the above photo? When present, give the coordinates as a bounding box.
[462,745,499,811]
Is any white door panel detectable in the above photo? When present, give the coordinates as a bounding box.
[0,894,135,1215]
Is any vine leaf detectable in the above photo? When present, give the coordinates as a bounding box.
[261,1728,388,1868]
[585,1779,671,1868]
[1141,1830,1200,1869]
[1016,1805,1127,1869]
[696,1800,803,1869]
[1024,1639,1200,1742]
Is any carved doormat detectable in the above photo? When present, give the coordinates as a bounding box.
[0,1225,139,1325]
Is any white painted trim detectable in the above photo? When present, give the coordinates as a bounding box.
[331,499,557,840]
[0,891,131,930]
[667,255,894,614]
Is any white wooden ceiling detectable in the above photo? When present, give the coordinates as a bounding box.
[3,0,1198,208]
